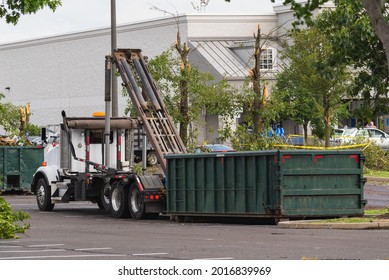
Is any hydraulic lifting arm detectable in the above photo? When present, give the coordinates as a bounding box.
[111,49,186,172]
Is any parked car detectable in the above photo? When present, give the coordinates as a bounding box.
[336,127,389,150]
[47,135,60,146]
[330,128,347,145]
[334,128,347,136]
[194,144,235,153]
[27,135,44,146]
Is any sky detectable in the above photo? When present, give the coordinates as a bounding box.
[0,0,280,44]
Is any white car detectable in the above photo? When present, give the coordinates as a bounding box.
[338,127,389,150]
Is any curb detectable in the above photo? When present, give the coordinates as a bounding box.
[364,176,389,184]
[278,220,389,230]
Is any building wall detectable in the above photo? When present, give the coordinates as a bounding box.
[0,14,274,128]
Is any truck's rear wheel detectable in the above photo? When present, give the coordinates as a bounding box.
[129,183,146,220]
[110,181,129,218]
[36,178,54,211]
[98,184,111,211]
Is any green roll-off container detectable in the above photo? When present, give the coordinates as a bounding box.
[278,150,365,217]
[0,146,44,192]
[165,150,365,219]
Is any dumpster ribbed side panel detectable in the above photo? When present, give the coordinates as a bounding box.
[0,147,44,191]
[278,150,365,217]
[166,152,277,216]
[166,150,365,218]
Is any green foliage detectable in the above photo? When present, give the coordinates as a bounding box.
[272,27,352,147]
[146,49,239,147]
[0,0,62,24]
[0,93,22,136]
[270,0,329,26]
[230,124,282,151]
[362,142,389,170]
[0,197,30,239]
[363,168,389,178]
[365,208,389,216]
[0,93,40,142]
[27,123,40,136]
[132,163,143,175]
[313,1,389,122]
[336,136,389,170]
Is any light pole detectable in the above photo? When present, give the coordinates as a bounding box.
[104,0,118,167]
[111,0,118,117]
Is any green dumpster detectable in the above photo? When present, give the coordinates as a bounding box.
[166,151,277,216]
[278,150,366,217]
[165,150,365,219]
[0,146,44,192]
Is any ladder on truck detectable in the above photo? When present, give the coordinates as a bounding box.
[111,49,186,172]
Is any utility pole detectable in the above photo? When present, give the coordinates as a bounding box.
[104,0,117,167]
[111,0,118,117]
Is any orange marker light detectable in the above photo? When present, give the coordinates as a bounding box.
[92,111,105,117]
[42,162,47,167]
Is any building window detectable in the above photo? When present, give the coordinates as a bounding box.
[260,48,274,70]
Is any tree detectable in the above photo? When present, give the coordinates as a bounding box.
[313,0,389,125]
[0,93,21,136]
[146,6,240,148]
[247,24,268,136]
[0,94,39,143]
[272,27,351,147]
[271,71,320,142]
[147,49,238,149]
[174,30,191,145]
[229,23,288,151]
[0,0,61,24]
[271,0,389,76]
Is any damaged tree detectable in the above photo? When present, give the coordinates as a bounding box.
[174,31,191,146]
[248,24,269,136]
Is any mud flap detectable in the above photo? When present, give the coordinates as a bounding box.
[138,175,166,213]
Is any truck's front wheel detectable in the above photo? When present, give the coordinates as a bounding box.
[36,178,54,211]
[129,183,146,220]
[110,181,129,218]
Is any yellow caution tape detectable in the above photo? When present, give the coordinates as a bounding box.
[273,143,369,150]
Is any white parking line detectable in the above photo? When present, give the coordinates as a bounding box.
[75,247,112,251]
[6,203,36,206]
[194,257,234,260]
[0,249,66,254]
[131,252,169,256]
[28,244,64,247]
[64,216,83,218]
[0,254,127,260]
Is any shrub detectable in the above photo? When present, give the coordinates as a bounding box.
[335,137,389,171]
[0,197,30,239]
[231,125,279,151]
[362,141,389,170]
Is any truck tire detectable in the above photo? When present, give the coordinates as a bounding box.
[129,183,147,220]
[36,178,54,211]
[147,152,158,166]
[110,181,130,218]
[98,184,111,211]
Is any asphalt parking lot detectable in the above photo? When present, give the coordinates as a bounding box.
[1,181,389,260]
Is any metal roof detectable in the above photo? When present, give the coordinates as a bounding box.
[189,40,254,78]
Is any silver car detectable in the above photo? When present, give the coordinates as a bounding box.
[340,127,389,150]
